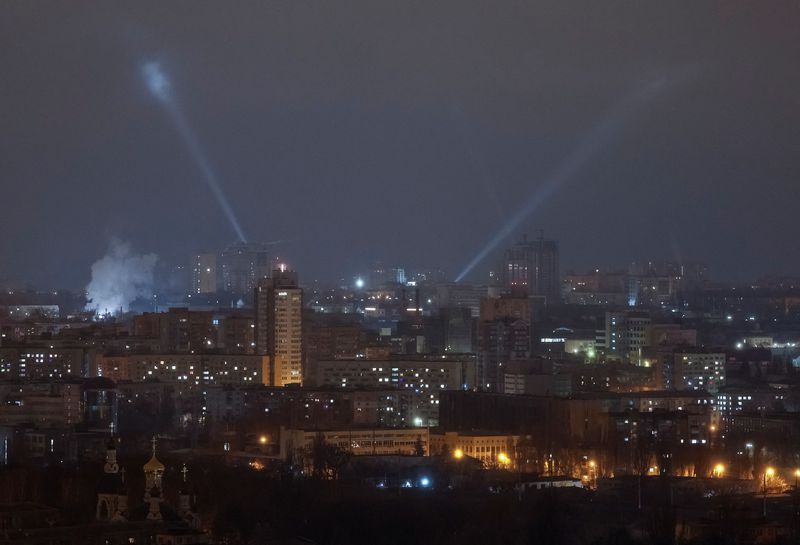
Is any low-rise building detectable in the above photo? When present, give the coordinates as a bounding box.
[429,430,519,468]
[280,426,430,465]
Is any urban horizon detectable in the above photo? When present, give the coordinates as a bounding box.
[2,2,800,545]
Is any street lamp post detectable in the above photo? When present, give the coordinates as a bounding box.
[793,469,800,541]
[497,452,510,468]
[764,467,775,518]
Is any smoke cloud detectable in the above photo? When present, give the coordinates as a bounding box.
[85,239,157,316]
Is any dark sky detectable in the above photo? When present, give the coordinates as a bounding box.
[2,1,799,289]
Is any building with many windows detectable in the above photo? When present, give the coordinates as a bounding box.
[0,346,94,379]
[429,430,520,468]
[255,267,303,386]
[502,234,560,303]
[280,426,429,463]
[673,350,726,394]
[191,252,217,294]
[309,356,475,426]
[220,242,271,297]
[605,311,651,364]
[95,353,270,386]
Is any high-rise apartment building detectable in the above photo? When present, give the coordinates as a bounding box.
[435,283,486,318]
[255,267,303,386]
[502,234,560,303]
[605,310,651,365]
[477,292,532,391]
[221,242,271,298]
[673,350,726,394]
[191,253,217,294]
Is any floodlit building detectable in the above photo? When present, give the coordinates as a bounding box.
[429,430,520,468]
[280,426,430,463]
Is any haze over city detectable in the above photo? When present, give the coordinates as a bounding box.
[2,1,799,290]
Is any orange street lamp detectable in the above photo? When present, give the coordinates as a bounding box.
[713,463,725,478]
[764,467,775,517]
[588,460,597,489]
[453,448,464,460]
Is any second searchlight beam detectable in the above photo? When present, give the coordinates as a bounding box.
[455,77,673,282]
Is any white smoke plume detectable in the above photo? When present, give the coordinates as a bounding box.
[85,239,157,316]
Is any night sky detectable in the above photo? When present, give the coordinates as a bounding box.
[2,1,799,289]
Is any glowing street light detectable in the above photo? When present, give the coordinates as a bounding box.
[453,448,464,460]
[764,466,775,517]
[588,460,597,489]
[497,452,510,467]
[259,435,268,445]
[713,463,725,478]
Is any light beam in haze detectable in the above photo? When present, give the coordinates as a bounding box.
[455,75,682,282]
[142,62,247,243]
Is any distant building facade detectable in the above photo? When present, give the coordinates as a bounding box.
[502,234,560,303]
[191,253,217,294]
[221,242,271,297]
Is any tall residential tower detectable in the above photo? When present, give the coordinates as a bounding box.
[255,267,303,386]
[191,252,217,294]
[502,234,560,304]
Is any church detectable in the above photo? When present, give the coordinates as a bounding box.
[95,436,209,544]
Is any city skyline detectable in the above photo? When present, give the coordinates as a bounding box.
[0,234,784,294]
